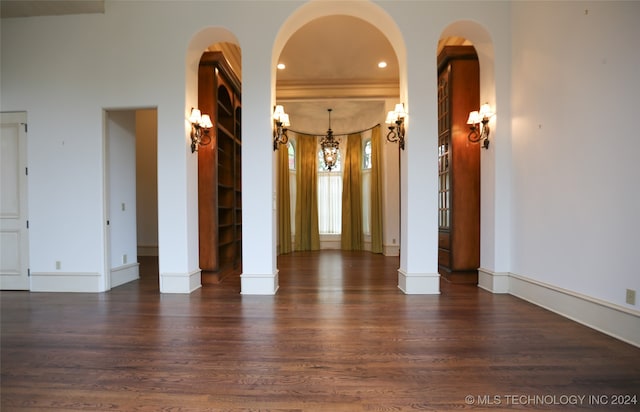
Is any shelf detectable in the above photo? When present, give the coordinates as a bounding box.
[197,50,243,283]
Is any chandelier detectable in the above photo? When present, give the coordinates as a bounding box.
[320,109,340,171]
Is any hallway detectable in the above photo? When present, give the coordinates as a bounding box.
[1,251,638,411]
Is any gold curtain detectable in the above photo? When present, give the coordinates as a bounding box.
[276,141,292,255]
[370,125,384,253]
[294,135,320,251]
[341,133,363,250]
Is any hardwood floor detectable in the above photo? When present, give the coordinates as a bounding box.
[2,251,639,411]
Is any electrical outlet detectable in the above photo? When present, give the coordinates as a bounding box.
[55,261,61,270]
[626,289,636,305]
[121,202,126,211]
[122,254,128,265]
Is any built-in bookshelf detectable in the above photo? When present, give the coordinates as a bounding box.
[197,51,242,284]
[437,46,480,284]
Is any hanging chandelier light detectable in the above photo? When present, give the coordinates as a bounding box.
[320,108,340,171]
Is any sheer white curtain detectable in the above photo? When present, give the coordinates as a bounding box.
[317,171,342,234]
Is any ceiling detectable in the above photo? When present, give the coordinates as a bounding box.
[2,2,471,124]
[0,0,104,18]
[207,15,470,125]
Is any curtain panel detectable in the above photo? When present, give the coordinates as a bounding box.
[370,125,384,253]
[277,141,292,254]
[294,135,320,251]
[341,133,363,250]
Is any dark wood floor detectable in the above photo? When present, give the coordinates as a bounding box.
[1,251,639,411]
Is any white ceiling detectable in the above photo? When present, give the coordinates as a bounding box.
[275,15,399,127]
[277,15,399,88]
[0,0,104,18]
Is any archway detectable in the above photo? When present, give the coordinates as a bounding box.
[185,27,242,289]
[271,1,408,291]
[438,21,500,291]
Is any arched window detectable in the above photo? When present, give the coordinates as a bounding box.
[362,137,372,235]
[287,140,295,170]
[287,140,297,234]
[363,139,372,170]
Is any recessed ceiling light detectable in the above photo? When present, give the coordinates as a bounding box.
[378,61,387,68]
[277,63,286,70]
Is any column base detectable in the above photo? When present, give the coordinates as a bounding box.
[240,272,279,295]
[397,269,440,294]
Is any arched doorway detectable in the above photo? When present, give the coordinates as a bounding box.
[271,2,408,293]
[438,21,500,292]
[185,28,242,289]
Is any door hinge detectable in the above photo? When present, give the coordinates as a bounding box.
[25,167,28,176]
[22,123,27,133]
[28,268,31,277]
[26,220,29,229]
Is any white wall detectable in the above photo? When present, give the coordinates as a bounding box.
[510,1,640,310]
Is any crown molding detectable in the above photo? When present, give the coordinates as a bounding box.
[276,79,400,100]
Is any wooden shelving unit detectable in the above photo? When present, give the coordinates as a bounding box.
[197,51,242,284]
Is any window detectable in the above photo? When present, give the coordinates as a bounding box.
[288,141,296,234]
[317,147,341,172]
[287,133,375,241]
[317,143,342,234]
[288,141,295,170]
[363,139,372,170]
[438,75,450,229]
[362,138,372,235]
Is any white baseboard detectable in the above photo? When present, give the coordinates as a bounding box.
[30,271,103,292]
[502,272,640,348]
[110,262,139,288]
[384,244,400,256]
[241,271,279,295]
[159,269,201,293]
[397,269,440,294]
[478,268,509,293]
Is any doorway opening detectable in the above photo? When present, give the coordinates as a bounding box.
[436,40,481,285]
[195,42,243,286]
[274,15,401,265]
[104,108,158,290]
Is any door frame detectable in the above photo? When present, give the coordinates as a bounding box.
[0,111,30,290]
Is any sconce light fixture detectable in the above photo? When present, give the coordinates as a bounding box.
[320,108,340,171]
[272,105,290,151]
[385,103,406,150]
[189,108,213,153]
[467,103,494,149]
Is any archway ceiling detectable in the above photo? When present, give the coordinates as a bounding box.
[275,15,470,125]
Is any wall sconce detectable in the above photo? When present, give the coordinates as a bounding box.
[189,108,213,153]
[467,103,494,149]
[385,103,406,150]
[272,105,290,151]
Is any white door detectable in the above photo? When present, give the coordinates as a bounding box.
[1,112,29,290]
